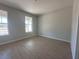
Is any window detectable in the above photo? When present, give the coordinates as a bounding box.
[25,16,32,32]
[0,10,9,36]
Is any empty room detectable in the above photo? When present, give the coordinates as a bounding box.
[0,0,79,59]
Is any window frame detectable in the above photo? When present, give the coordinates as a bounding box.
[0,10,9,36]
[25,16,33,33]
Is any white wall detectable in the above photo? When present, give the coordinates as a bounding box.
[0,4,37,44]
[38,7,72,42]
[76,19,79,59]
[71,0,79,59]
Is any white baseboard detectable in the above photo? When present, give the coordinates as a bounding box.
[39,35,70,43]
[0,34,70,45]
[0,34,36,45]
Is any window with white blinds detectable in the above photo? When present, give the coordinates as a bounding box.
[25,16,32,32]
[0,10,9,36]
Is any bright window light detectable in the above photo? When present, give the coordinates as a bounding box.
[25,16,32,32]
[0,10,9,36]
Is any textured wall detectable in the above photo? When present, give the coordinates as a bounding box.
[38,7,72,42]
[0,4,37,44]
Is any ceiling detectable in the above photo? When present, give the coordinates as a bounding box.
[0,0,73,15]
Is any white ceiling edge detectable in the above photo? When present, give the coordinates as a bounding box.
[0,3,38,16]
[0,3,73,16]
[40,6,73,15]
[0,0,73,15]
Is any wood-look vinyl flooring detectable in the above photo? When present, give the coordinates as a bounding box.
[0,36,72,59]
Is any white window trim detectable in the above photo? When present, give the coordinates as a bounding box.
[25,16,33,33]
[0,10,9,36]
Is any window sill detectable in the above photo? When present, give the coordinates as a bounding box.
[26,32,33,33]
[0,34,9,37]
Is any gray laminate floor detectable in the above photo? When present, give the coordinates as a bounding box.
[0,36,72,59]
